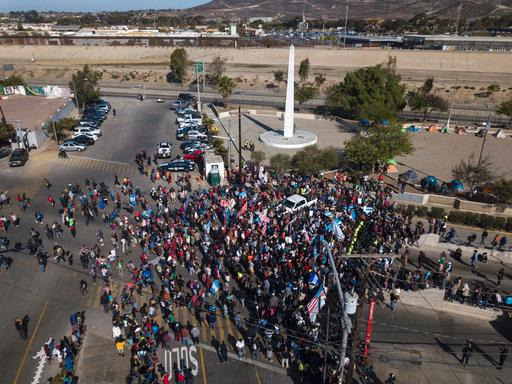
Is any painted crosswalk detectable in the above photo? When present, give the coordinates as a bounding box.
[53,156,138,177]
[82,280,242,346]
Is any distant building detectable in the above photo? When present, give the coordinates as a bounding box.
[51,24,81,32]
[402,34,512,52]
[248,17,274,23]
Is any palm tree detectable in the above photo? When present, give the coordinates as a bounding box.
[218,75,235,107]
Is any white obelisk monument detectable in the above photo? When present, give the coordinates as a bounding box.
[259,45,317,149]
[283,45,295,138]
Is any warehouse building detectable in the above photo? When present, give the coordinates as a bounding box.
[402,34,512,52]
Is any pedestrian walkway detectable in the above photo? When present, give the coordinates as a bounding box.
[54,156,138,178]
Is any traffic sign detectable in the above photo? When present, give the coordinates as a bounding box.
[194,62,204,74]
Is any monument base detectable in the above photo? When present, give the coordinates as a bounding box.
[259,130,317,149]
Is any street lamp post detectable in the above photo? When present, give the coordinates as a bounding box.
[445,75,458,130]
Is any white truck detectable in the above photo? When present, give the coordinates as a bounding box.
[279,194,317,213]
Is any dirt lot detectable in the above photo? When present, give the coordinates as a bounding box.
[0,95,71,131]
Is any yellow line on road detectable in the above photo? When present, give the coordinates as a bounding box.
[199,347,207,384]
[12,300,49,384]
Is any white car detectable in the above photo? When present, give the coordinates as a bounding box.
[60,141,86,151]
[176,107,197,116]
[177,115,202,124]
[156,98,164,103]
[183,142,212,153]
[73,132,98,141]
[187,131,208,141]
[157,141,172,158]
[278,194,318,213]
[74,127,102,137]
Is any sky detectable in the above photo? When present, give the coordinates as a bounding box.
[1,0,209,12]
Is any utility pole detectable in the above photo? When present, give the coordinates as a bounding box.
[72,80,80,112]
[196,66,201,111]
[227,121,232,172]
[343,2,349,48]
[238,106,242,183]
[322,306,331,383]
[445,75,458,130]
[478,115,491,165]
[15,121,22,148]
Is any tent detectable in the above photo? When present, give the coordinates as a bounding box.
[493,129,506,138]
[386,159,397,165]
[387,164,398,174]
[359,119,371,127]
[407,125,420,132]
[449,179,464,192]
[440,126,450,134]
[421,176,438,191]
[455,127,467,135]
[400,170,418,182]
[427,124,438,132]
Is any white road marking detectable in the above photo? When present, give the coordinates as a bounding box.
[67,156,131,166]
[31,348,46,384]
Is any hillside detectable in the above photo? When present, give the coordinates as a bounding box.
[188,0,512,20]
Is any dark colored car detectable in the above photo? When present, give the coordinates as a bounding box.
[158,159,194,172]
[8,148,29,167]
[178,93,197,102]
[66,135,95,146]
[0,147,12,159]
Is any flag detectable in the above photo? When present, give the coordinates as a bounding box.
[332,220,345,241]
[308,273,320,288]
[239,201,248,215]
[259,212,270,224]
[210,279,221,294]
[203,221,211,234]
[307,286,326,323]
[362,206,373,214]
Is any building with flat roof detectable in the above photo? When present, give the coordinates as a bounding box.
[402,34,512,52]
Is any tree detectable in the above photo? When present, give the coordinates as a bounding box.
[270,153,291,173]
[407,79,449,121]
[298,58,310,83]
[314,73,326,88]
[496,98,512,128]
[208,54,227,85]
[47,117,78,142]
[273,70,284,92]
[325,60,406,121]
[0,75,25,87]
[218,75,235,107]
[169,48,190,84]
[251,150,266,165]
[69,65,102,107]
[494,179,512,204]
[487,83,500,94]
[0,120,15,145]
[295,82,317,112]
[343,122,414,173]
[292,145,339,175]
[451,154,495,191]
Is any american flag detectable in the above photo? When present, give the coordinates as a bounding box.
[238,201,248,215]
[307,287,326,323]
[259,212,270,223]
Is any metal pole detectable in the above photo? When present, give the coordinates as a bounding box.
[322,306,331,383]
[321,240,349,383]
[478,116,491,165]
[455,0,463,35]
[72,80,80,113]
[238,106,242,182]
[196,66,201,110]
[228,122,232,172]
[16,121,22,148]
[343,3,349,48]
[446,75,458,130]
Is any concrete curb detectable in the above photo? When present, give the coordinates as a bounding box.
[398,288,503,321]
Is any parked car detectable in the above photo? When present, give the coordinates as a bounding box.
[74,126,102,137]
[177,114,202,124]
[180,138,208,150]
[176,107,197,116]
[157,141,172,158]
[79,121,100,128]
[60,141,87,152]
[183,142,212,153]
[8,148,29,167]
[187,131,208,141]
[170,100,190,110]
[0,147,12,159]
[69,135,95,145]
[178,93,197,102]
[156,98,164,103]
[183,149,204,163]
[158,159,195,172]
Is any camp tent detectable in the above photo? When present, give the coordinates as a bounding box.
[386,159,397,165]
[427,124,438,132]
[387,164,398,173]
[449,179,464,192]
[440,126,450,134]
[400,170,418,182]
[493,129,506,138]
[407,125,420,132]
[455,127,467,135]
[421,176,438,191]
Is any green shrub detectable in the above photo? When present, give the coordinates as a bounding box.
[448,211,509,231]
[430,207,446,220]
[415,206,428,217]
[506,218,512,232]
[405,205,416,216]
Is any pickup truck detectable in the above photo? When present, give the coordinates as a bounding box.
[279,194,317,213]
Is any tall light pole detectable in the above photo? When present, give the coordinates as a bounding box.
[445,75,458,130]
[343,2,349,48]
[478,115,491,165]
[455,0,463,36]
